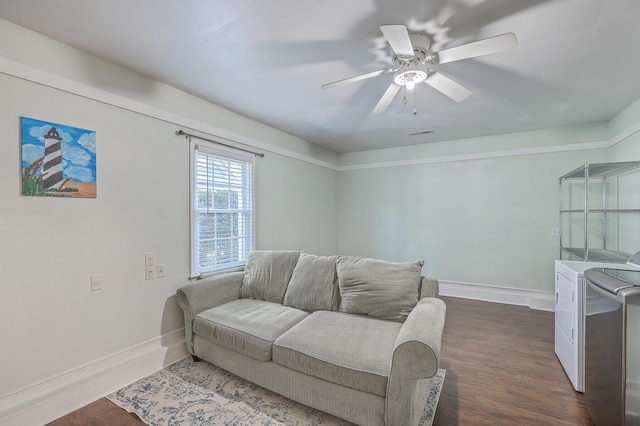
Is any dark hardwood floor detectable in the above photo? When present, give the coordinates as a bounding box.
[48,296,592,425]
[433,296,592,426]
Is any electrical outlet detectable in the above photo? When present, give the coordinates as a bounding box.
[156,264,166,278]
[551,227,561,237]
[90,274,103,291]
[145,266,155,280]
[145,251,155,266]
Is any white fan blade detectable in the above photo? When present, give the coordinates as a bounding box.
[322,69,393,90]
[380,25,415,58]
[372,83,401,114]
[424,72,472,102]
[435,33,517,64]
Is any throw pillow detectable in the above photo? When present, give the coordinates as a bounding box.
[240,250,300,303]
[283,253,339,312]
[336,256,424,322]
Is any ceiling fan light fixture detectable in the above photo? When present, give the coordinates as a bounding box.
[393,66,428,89]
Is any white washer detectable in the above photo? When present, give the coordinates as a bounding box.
[554,260,639,392]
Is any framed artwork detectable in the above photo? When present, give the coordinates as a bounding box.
[21,117,96,198]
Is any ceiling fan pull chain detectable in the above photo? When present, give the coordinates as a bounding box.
[403,81,408,105]
[413,89,417,115]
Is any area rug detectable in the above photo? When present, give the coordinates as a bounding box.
[108,357,445,426]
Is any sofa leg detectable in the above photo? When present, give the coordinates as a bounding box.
[191,355,202,363]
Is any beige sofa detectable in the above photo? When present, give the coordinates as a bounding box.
[176,251,446,426]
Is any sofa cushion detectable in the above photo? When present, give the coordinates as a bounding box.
[283,253,339,312]
[240,250,300,303]
[273,310,402,397]
[336,256,423,322]
[193,299,308,361]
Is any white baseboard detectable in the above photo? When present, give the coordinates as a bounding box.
[0,328,188,426]
[439,280,555,312]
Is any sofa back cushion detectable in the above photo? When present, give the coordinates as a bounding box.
[336,256,423,322]
[283,253,339,312]
[240,250,300,303]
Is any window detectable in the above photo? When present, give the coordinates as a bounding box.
[190,141,255,277]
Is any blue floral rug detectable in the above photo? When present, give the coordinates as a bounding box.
[108,357,445,425]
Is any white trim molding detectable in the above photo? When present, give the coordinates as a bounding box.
[2,55,639,173]
[0,56,339,171]
[337,140,609,172]
[439,280,555,312]
[608,120,640,147]
[0,328,188,426]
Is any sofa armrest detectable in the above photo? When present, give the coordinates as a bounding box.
[386,297,446,425]
[176,271,243,353]
[419,276,439,298]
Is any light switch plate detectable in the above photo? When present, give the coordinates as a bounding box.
[145,266,155,280]
[145,251,155,266]
[156,264,166,278]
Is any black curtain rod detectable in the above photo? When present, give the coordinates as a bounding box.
[175,130,265,158]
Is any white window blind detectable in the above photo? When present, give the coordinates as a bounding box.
[191,142,255,277]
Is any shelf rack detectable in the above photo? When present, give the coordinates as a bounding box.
[559,161,640,262]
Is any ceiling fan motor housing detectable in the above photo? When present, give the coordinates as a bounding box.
[409,33,430,60]
[391,33,431,65]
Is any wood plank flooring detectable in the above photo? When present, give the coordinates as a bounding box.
[433,296,592,426]
[48,296,593,425]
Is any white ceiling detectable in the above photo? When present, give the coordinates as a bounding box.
[1,0,639,153]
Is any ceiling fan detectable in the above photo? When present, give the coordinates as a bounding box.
[322,25,517,114]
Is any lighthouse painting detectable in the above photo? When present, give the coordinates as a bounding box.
[21,117,96,198]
